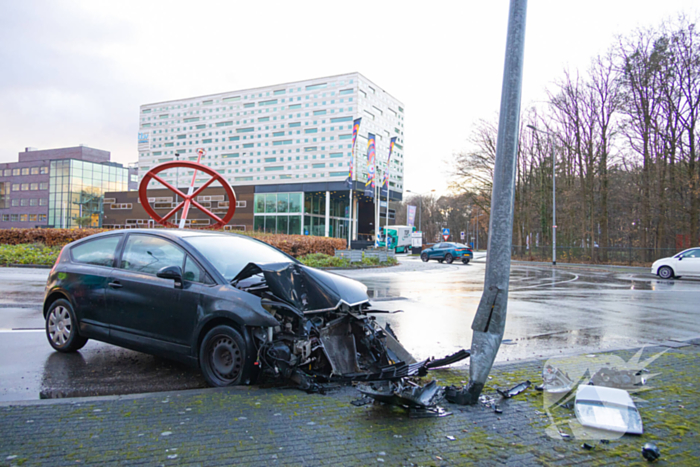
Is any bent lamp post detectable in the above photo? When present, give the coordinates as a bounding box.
[138,148,237,229]
[464,0,528,404]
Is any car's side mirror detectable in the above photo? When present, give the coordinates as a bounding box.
[157,265,183,288]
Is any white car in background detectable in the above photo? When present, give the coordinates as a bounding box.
[651,248,700,279]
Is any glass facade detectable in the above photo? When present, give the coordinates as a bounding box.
[48,159,130,228]
[253,192,303,235]
[253,191,349,238]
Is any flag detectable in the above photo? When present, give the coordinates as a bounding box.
[407,205,417,227]
[365,133,376,197]
[381,137,397,196]
[346,118,361,189]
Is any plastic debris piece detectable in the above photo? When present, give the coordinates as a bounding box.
[575,385,644,435]
[446,435,456,441]
[559,432,571,439]
[642,443,660,462]
[590,367,645,390]
[581,443,594,450]
[541,364,574,394]
[494,406,503,414]
[497,380,531,399]
[600,439,610,445]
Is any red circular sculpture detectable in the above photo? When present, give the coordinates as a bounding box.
[138,160,237,229]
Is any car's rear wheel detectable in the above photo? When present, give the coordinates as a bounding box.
[46,299,88,353]
[462,258,470,264]
[658,266,674,280]
[200,325,247,387]
[421,253,429,262]
[445,253,454,264]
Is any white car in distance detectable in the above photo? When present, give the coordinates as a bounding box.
[651,248,700,279]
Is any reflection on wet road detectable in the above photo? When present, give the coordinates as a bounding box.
[1,260,699,402]
[344,258,700,364]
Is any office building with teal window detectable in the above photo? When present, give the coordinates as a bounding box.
[136,72,405,242]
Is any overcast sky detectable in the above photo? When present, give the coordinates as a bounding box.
[1,0,697,195]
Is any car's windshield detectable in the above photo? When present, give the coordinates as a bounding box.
[184,235,294,280]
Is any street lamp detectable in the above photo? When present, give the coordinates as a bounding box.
[527,125,558,265]
[405,189,435,233]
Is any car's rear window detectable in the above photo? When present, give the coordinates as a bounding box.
[71,235,121,267]
[184,235,294,280]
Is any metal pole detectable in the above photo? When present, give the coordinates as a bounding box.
[464,0,527,404]
[476,207,479,250]
[418,196,422,233]
[551,138,556,265]
[175,153,180,226]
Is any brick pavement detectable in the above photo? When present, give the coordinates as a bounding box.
[1,342,698,466]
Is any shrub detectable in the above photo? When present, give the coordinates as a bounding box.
[0,243,61,266]
[298,253,350,268]
[0,228,347,258]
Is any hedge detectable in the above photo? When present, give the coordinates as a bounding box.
[0,228,346,258]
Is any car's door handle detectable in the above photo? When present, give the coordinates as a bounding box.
[108,281,123,289]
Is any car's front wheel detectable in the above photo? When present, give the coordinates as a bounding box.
[658,266,675,280]
[46,299,88,353]
[445,253,454,264]
[421,253,429,262]
[200,325,248,387]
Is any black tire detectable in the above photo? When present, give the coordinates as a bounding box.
[45,299,88,353]
[462,258,470,264]
[438,259,444,263]
[445,253,454,264]
[421,253,429,262]
[658,266,674,280]
[199,325,248,387]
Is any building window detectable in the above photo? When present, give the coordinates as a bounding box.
[30,199,38,206]
[10,214,18,221]
[29,214,38,222]
[40,182,48,190]
[39,198,47,206]
[11,199,19,207]
[11,184,19,191]
[40,167,48,174]
[31,167,40,175]
[20,214,28,222]
[30,183,38,190]
[12,169,19,176]
[38,214,47,222]
[21,184,29,191]
[20,199,28,206]
[3,169,10,176]
[21,168,29,175]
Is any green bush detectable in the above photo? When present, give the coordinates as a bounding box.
[0,243,62,266]
[298,253,350,268]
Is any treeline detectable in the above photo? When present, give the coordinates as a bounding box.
[450,15,700,262]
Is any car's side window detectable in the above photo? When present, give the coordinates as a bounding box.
[183,255,213,284]
[686,249,700,258]
[71,235,122,267]
[120,235,185,276]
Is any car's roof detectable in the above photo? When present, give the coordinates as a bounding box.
[83,228,239,242]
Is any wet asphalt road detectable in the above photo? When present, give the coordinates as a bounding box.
[1,255,699,402]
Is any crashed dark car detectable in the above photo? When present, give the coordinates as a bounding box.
[43,229,465,389]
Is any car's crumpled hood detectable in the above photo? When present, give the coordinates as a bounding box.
[233,262,369,312]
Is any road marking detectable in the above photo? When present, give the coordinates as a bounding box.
[0,329,44,333]
[511,273,580,290]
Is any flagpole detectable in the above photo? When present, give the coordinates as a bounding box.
[348,141,354,249]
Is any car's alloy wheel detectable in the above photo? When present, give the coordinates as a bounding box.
[658,266,674,280]
[421,253,429,262]
[445,253,454,264]
[46,299,88,352]
[200,325,247,387]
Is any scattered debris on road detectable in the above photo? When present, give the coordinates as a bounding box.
[642,442,661,462]
[537,364,574,393]
[497,380,531,399]
[574,385,644,435]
